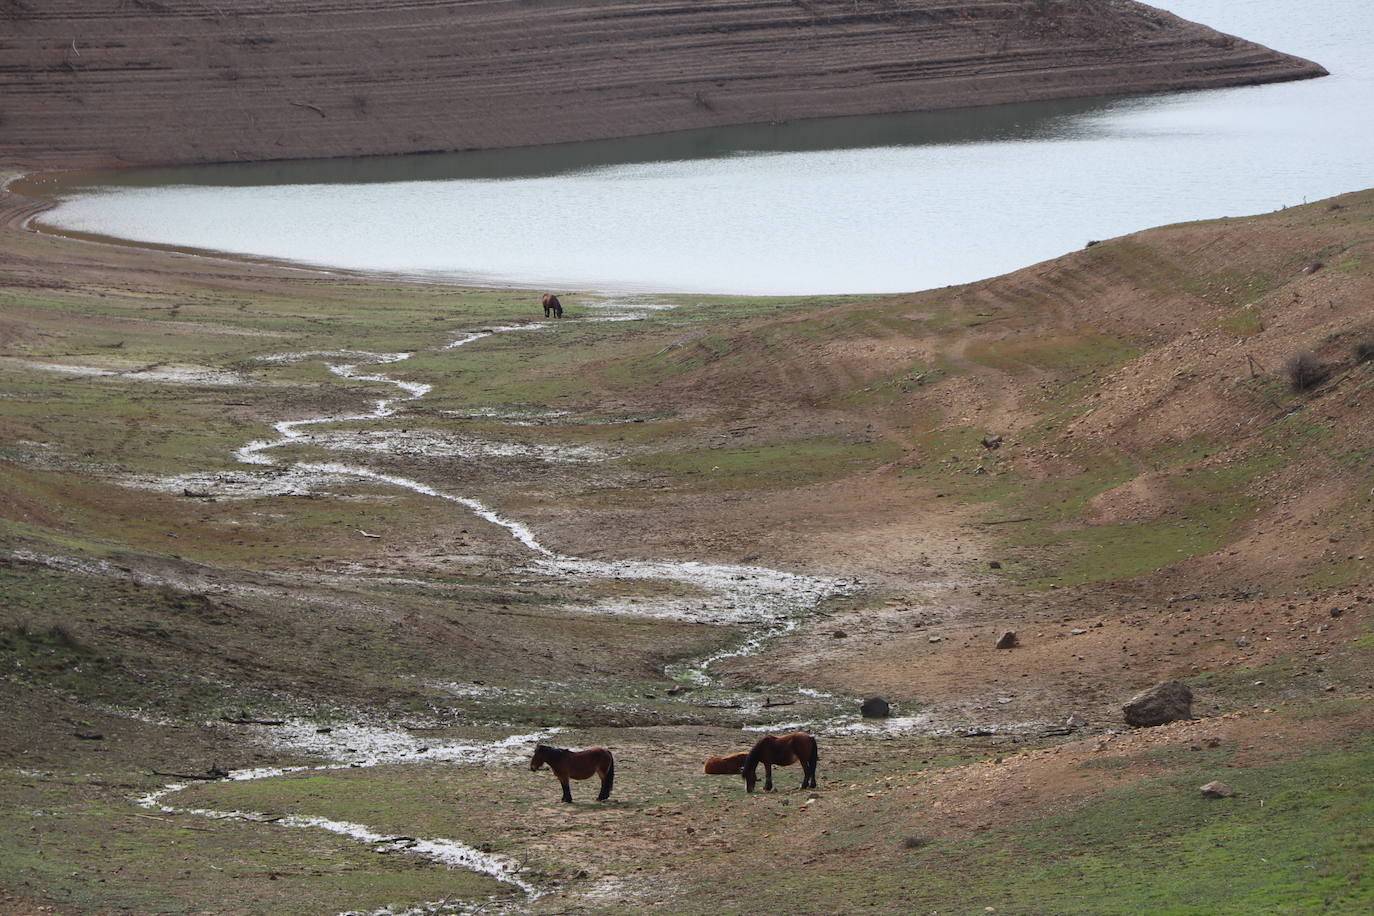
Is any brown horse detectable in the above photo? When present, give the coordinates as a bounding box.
[742,732,818,792]
[529,744,614,802]
[703,751,748,775]
[541,293,563,319]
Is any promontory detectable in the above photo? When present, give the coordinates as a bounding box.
[0,0,1325,169]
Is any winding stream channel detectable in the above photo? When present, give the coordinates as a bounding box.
[136,305,858,915]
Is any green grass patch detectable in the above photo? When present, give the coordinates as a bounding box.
[0,773,504,916]
[677,734,1373,915]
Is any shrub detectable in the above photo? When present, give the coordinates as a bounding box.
[1354,339,1374,364]
[1283,351,1325,391]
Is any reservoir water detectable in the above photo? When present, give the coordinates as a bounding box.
[33,0,1374,296]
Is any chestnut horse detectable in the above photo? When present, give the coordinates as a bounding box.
[529,744,614,802]
[541,293,564,319]
[743,732,818,792]
[703,751,748,775]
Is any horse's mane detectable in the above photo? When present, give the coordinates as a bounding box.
[743,735,773,773]
[535,743,568,759]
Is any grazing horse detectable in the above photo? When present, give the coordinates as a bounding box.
[742,732,818,793]
[541,293,564,319]
[529,744,614,802]
[703,751,748,775]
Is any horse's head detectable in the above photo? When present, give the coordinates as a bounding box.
[530,744,549,771]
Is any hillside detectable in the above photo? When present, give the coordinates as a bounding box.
[1,0,1326,169]
[1,181,1371,912]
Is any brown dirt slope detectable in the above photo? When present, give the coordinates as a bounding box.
[1,0,1325,169]
[612,192,1374,586]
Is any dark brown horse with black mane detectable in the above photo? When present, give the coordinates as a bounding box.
[541,293,563,319]
[743,732,817,792]
[530,744,614,802]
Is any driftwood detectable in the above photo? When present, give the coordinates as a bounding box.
[127,813,214,831]
[373,836,419,848]
[151,769,227,781]
[762,699,795,708]
[222,814,285,823]
[221,715,286,725]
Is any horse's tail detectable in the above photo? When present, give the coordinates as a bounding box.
[599,753,615,800]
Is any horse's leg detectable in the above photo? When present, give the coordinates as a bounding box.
[597,758,614,801]
[764,762,773,792]
[558,775,573,803]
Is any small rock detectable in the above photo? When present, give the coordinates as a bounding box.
[861,697,891,718]
[1065,713,1087,729]
[1070,628,1087,636]
[1200,781,1236,799]
[988,560,1002,569]
[1235,636,1251,647]
[832,630,848,639]
[1123,681,1193,727]
[929,635,942,643]
[1330,607,1345,618]
[995,631,1018,649]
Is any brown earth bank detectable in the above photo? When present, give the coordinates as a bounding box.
[0,0,1326,169]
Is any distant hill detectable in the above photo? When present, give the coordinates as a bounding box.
[0,0,1325,169]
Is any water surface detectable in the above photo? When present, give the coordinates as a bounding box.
[36,0,1374,295]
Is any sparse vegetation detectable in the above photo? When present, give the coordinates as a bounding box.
[3,184,1374,915]
[1284,350,1326,391]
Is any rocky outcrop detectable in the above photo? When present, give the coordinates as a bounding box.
[0,0,1325,169]
[1123,680,1193,727]
[861,696,892,718]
